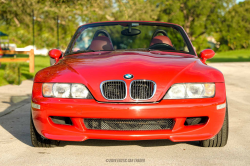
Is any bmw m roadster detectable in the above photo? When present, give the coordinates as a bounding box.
[30,21,228,147]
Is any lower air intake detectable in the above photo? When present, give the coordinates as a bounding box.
[84,119,174,131]
[50,116,72,125]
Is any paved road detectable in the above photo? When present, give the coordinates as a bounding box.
[0,80,32,116]
[0,63,250,166]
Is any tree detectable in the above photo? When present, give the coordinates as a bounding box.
[219,0,250,51]
[2,0,245,52]
[0,0,83,49]
[156,0,236,52]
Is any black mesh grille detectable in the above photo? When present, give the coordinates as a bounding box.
[130,80,156,100]
[101,81,126,100]
[84,119,174,131]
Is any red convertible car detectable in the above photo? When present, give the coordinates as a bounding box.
[30,21,228,147]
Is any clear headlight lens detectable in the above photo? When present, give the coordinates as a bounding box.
[53,83,71,98]
[186,84,204,98]
[164,83,215,99]
[164,84,186,99]
[71,84,91,98]
[42,83,93,99]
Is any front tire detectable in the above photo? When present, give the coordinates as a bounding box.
[199,105,229,147]
[30,113,60,147]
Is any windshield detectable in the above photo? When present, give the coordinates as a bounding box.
[68,22,193,55]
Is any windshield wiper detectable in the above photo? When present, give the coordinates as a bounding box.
[148,48,167,51]
[65,50,96,56]
[65,49,115,56]
[75,49,97,53]
[148,48,177,52]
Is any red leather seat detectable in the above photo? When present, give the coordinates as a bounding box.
[89,36,114,51]
[150,36,173,47]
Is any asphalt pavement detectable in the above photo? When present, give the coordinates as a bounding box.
[0,62,250,166]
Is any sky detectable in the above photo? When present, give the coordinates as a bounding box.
[236,0,245,3]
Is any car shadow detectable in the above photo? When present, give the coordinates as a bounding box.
[0,96,32,146]
[0,97,200,148]
[59,139,199,147]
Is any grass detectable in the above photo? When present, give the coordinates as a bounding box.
[208,49,250,63]
[0,49,249,86]
[0,54,50,86]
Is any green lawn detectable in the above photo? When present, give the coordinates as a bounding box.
[0,49,250,86]
[0,54,50,86]
[208,49,250,62]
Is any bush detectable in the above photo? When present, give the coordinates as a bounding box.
[4,63,22,85]
[217,44,230,52]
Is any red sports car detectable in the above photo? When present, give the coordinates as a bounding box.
[30,21,228,147]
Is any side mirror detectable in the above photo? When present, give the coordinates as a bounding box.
[200,49,215,64]
[48,49,62,64]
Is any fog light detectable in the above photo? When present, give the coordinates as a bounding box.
[217,103,226,110]
[31,102,40,109]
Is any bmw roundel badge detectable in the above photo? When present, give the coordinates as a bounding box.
[124,74,133,79]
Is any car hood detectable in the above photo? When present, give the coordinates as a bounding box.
[35,51,224,102]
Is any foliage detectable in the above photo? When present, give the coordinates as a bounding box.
[0,0,82,49]
[0,55,50,86]
[3,63,21,85]
[156,0,236,52]
[0,0,249,52]
[218,0,250,51]
[207,48,250,62]
[0,0,160,50]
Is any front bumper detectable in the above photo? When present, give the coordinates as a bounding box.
[31,83,226,142]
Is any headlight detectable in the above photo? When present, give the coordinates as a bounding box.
[71,84,91,98]
[164,83,215,99]
[42,83,93,99]
[53,83,71,98]
[164,84,185,99]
